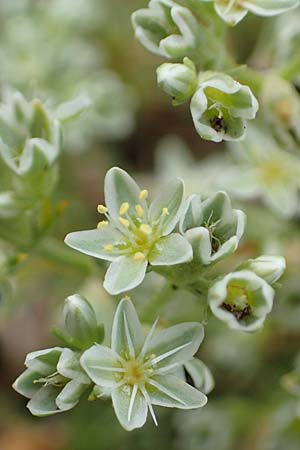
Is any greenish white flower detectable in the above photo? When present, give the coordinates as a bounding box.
[237,255,286,285]
[62,294,104,350]
[180,191,246,265]
[227,126,300,218]
[13,347,90,416]
[203,0,299,26]
[80,297,207,430]
[65,167,192,295]
[157,57,198,106]
[208,270,275,332]
[190,71,258,142]
[0,91,61,176]
[261,75,300,149]
[131,0,205,60]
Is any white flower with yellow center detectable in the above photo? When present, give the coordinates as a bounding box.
[65,167,192,294]
[203,0,299,26]
[80,298,207,430]
[227,126,300,218]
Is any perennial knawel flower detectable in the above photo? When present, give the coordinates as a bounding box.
[80,297,207,430]
[180,191,246,265]
[132,0,205,60]
[203,0,299,26]
[65,167,192,295]
[190,71,258,142]
[208,270,275,332]
[13,347,90,416]
[227,126,300,218]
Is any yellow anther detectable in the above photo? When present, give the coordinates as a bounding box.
[133,252,146,261]
[119,202,130,215]
[139,189,148,201]
[97,204,108,214]
[119,217,130,227]
[135,204,144,217]
[97,220,109,229]
[140,224,152,235]
[162,207,169,216]
[123,295,131,300]
[104,244,113,252]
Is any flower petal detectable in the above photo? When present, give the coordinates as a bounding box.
[64,227,123,262]
[56,380,88,411]
[112,384,148,431]
[12,368,41,399]
[27,386,62,416]
[25,347,63,375]
[147,374,207,409]
[147,322,204,371]
[111,297,144,358]
[57,348,90,385]
[185,227,211,265]
[80,344,122,388]
[104,167,146,220]
[149,178,185,235]
[184,358,215,394]
[103,255,148,295]
[149,234,192,266]
[243,0,299,17]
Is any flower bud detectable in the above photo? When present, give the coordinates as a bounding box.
[63,294,99,349]
[237,255,286,285]
[157,57,198,105]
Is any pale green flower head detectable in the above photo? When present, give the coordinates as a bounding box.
[80,297,207,431]
[237,255,286,285]
[208,270,275,332]
[0,90,62,176]
[180,191,246,265]
[13,347,90,416]
[228,125,300,218]
[203,0,299,26]
[65,167,192,295]
[190,72,258,142]
[157,57,198,106]
[131,0,205,60]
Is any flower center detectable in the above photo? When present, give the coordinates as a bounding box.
[222,283,252,320]
[259,160,288,186]
[97,191,170,260]
[122,359,148,386]
[33,372,67,388]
